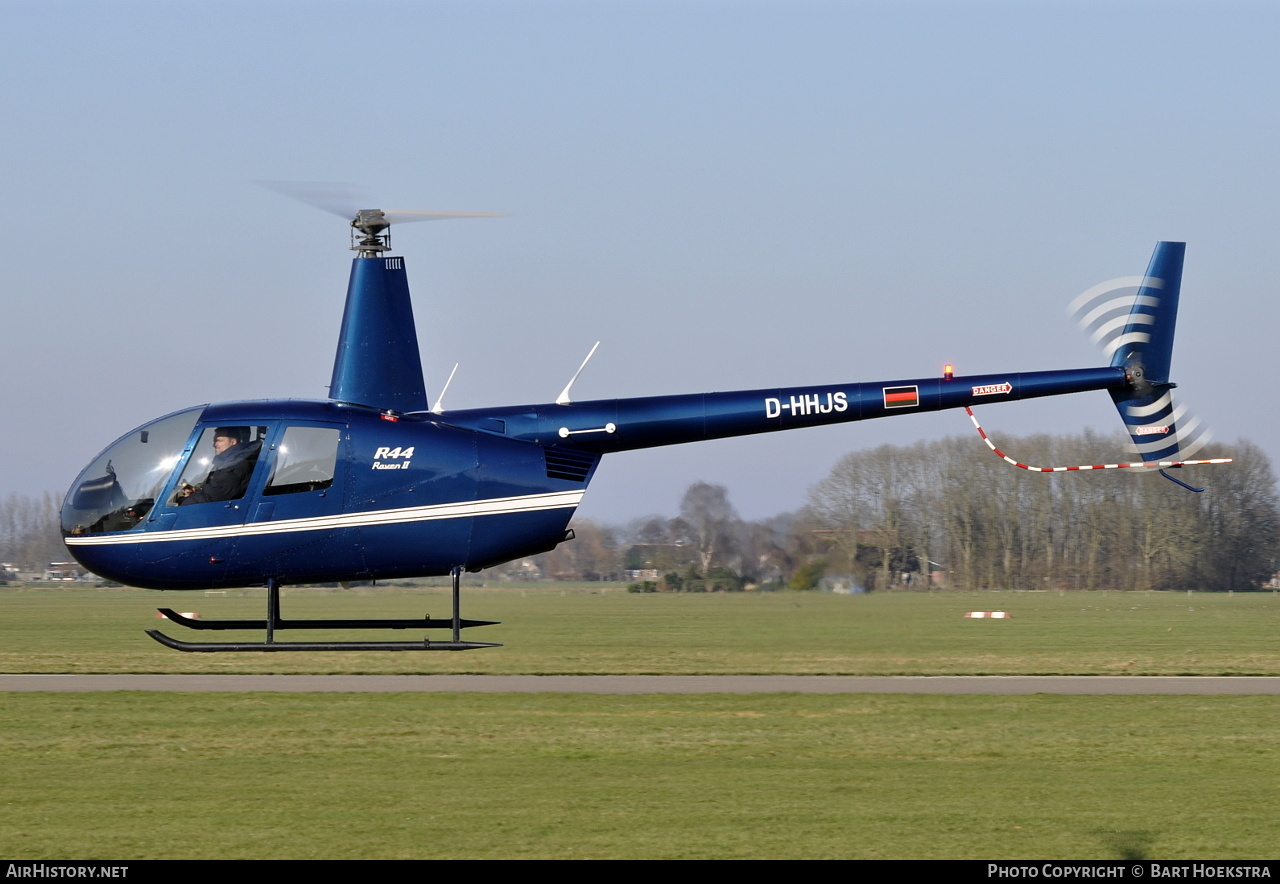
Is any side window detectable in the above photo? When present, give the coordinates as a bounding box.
[265,427,340,496]
[171,426,267,506]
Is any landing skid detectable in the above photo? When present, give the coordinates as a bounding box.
[145,632,498,652]
[146,569,501,652]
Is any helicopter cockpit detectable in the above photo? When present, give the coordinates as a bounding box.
[60,409,273,535]
[62,407,203,535]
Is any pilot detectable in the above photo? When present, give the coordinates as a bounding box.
[178,427,261,505]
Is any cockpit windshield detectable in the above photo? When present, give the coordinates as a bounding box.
[61,407,203,535]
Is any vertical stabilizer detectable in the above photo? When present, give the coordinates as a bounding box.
[1109,241,1184,386]
[329,256,429,413]
[1105,242,1209,462]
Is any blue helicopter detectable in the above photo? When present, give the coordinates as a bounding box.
[60,201,1215,651]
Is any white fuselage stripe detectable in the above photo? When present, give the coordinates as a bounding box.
[65,490,585,546]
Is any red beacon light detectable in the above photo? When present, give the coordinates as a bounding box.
[943,364,954,381]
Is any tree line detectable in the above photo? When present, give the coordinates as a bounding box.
[802,432,1278,592]
[0,492,65,576]
[524,431,1279,593]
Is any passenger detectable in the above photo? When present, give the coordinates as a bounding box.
[178,427,261,505]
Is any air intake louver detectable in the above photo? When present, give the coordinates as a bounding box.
[544,447,599,482]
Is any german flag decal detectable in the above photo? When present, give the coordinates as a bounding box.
[882,385,919,409]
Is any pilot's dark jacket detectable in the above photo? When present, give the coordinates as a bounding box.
[179,440,262,505]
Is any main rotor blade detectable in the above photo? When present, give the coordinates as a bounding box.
[382,210,505,223]
[256,180,371,219]
[258,181,503,223]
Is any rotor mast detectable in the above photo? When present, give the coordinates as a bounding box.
[330,217,430,414]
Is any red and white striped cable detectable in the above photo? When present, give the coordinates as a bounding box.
[963,407,1232,472]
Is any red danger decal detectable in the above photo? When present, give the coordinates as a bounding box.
[971,383,1012,396]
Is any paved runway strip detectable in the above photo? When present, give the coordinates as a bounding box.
[5,675,1280,693]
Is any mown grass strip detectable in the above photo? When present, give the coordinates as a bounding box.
[2,692,1277,859]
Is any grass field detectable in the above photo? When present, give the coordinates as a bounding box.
[2,585,1278,859]
[1,583,1278,674]
[3,692,1278,859]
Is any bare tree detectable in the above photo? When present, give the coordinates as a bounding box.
[679,482,740,573]
[526,518,623,580]
[0,492,63,573]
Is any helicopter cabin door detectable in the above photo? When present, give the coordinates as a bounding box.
[253,424,345,517]
[240,422,348,581]
[144,423,270,587]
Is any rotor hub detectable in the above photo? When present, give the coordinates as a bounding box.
[351,209,392,256]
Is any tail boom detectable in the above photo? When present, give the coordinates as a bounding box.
[445,366,1129,454]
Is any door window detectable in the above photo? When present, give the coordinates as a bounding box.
[172,426,267,506]
[264,427,340,496]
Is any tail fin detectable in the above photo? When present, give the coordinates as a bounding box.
[1073,242,1212,463]
[1109,241,1183,388]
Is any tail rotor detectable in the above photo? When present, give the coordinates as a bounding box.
[1070,241,1216,466]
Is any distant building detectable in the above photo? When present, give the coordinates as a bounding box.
[44,562,88,581]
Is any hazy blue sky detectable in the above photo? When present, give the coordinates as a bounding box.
[3,1,1277,524]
